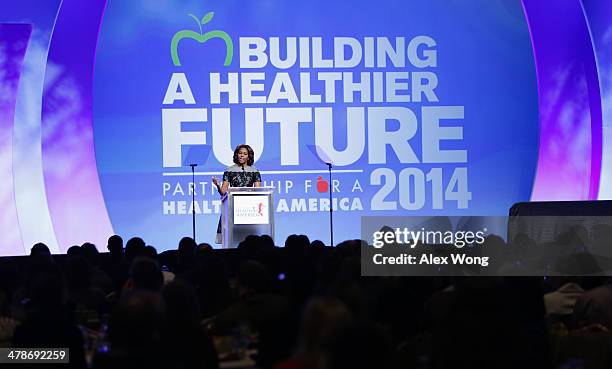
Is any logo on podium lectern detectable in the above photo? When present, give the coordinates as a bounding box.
[234,195,269,225]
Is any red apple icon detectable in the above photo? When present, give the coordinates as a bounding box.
[316,176,329,193]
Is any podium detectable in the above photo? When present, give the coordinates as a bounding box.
[221,187,275,248]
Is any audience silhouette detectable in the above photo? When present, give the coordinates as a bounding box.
[0,232,611,369]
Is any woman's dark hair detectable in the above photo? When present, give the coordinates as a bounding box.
[233,144,255,166]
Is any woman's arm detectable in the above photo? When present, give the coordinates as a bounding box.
[219,180,230,194]
[254,170,261,187]
[212,177,230,196]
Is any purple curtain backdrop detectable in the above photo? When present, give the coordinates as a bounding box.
[41,0,113,250]
[522,0,603,200]
[0,24,32,255]
[581,0,612,199]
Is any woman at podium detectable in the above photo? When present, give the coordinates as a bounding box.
[212,144,261,242]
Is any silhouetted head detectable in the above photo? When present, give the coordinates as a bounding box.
[65,255,92,291]
[306,239,326,263]
[178,237,197,254]
[237,260,270,296]
[130,258,163,292]
[31,243,51,258]
[311,240,326,248]
[177,237,197,270]
[108,291,165,350]
[237,235,263,261]
[161,280,199,326]
[285,234,307,258]
[143,245,158,261]
[66,245,82,257]
[197,243,213,252]
[81,242,99,265]
[298,234,311,246]
[125,237,146,262]
[260,235,275,248]
[243,235,261,247]
[298,297,353,352]
[107,235,124,256]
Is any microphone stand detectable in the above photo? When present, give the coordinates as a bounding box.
[327,162,334,247]
[190,164,197,242]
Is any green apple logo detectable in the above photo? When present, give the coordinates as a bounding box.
[171,12,233,67]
